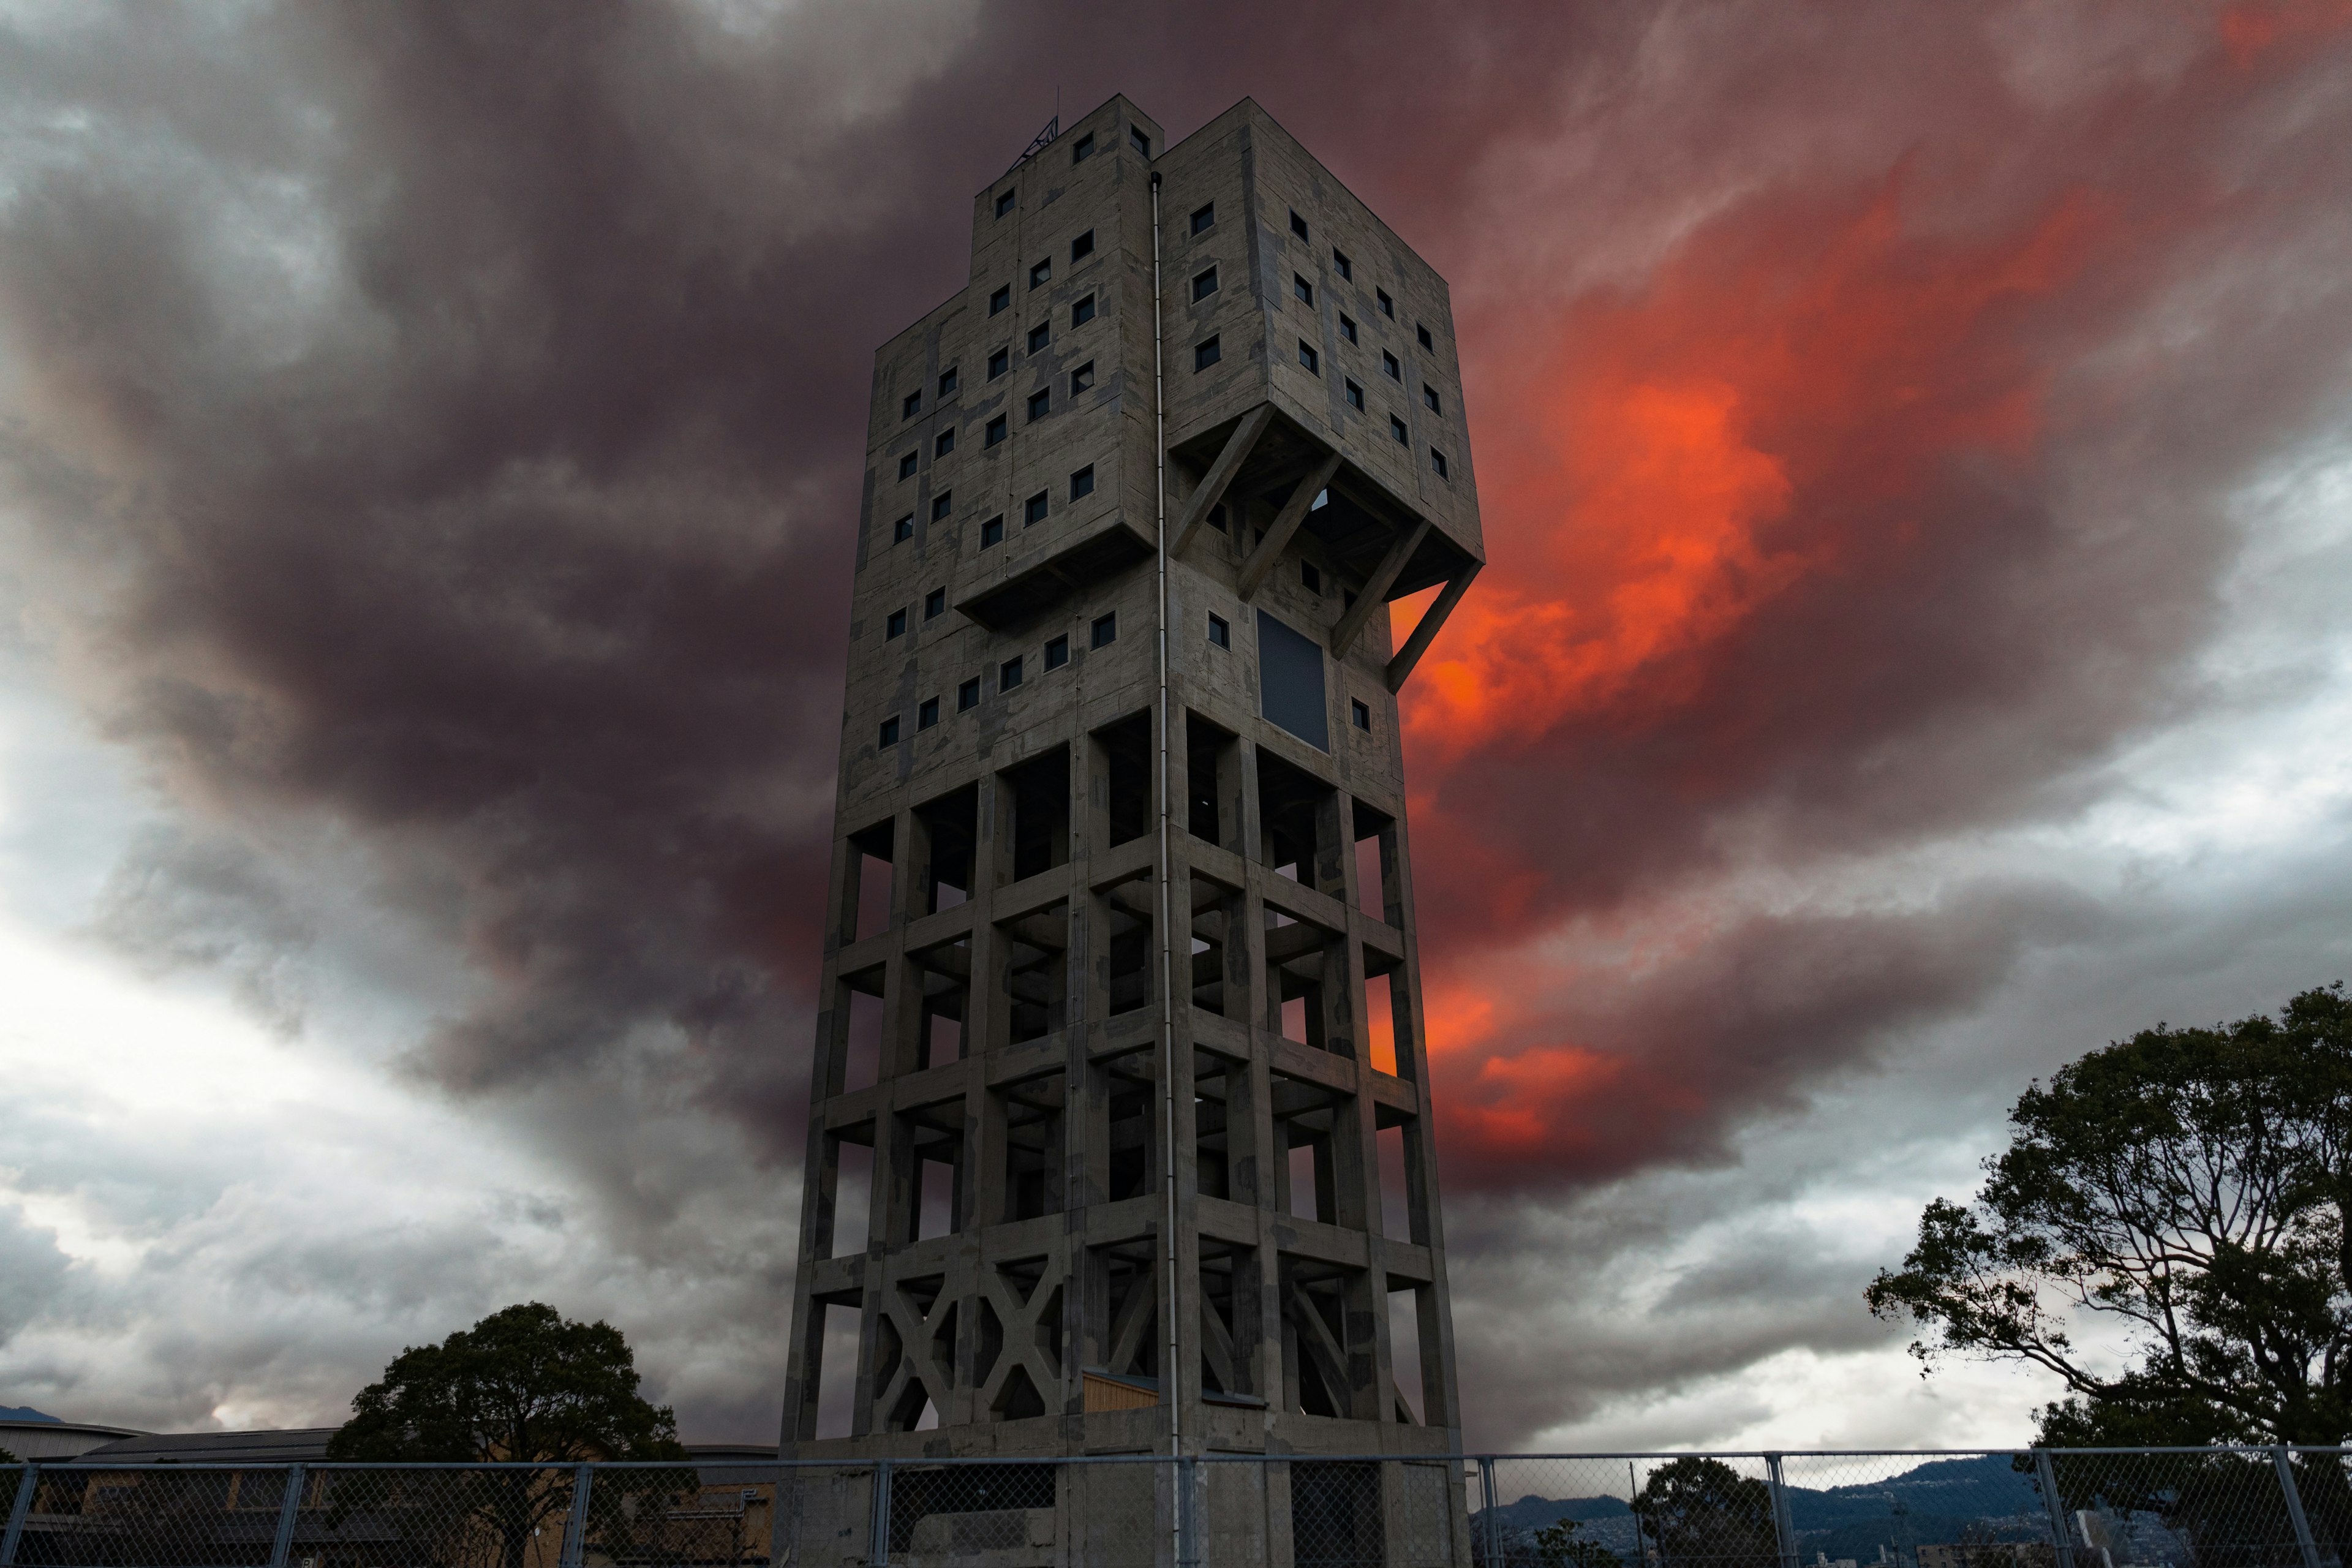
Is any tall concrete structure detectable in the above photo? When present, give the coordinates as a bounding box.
[780,92,1483,1543]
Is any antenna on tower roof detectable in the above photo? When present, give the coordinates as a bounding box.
[1008,106,1059,174]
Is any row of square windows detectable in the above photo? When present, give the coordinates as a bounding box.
[878,611,1123,746]
[897,360,1096,477]
[1194,333,1450,479]
[900,292,1099,423]
[901,199,1442,422]
[885,463,1098,548]
[992,125,1150,222]
[876,607,1379,747]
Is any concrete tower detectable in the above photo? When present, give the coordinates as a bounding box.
[781,92,1483,1492]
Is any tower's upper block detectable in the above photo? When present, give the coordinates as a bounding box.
[861,96,1481,652]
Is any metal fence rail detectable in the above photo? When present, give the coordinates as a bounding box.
[1,1448,2343,1568]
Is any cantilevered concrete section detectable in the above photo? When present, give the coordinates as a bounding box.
[781,94,1481,1494]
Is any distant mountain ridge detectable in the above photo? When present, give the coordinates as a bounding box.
[0,1406,62,1423]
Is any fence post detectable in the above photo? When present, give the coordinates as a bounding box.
[1,1463,37,1568]
[1177,1456,1199,1568]
[560,1465,593,1568]
[1477,1456,1501,1568]
[2272,1447,2323,1568]
[1765,1454,1799,1568]
[2033,1450,2076,1568]
[870,1458,893,1568]
[268,1463,305,1568]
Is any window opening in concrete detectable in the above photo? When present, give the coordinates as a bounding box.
[1298,339,1319,375]
[1001,655,1024,691]
[1354,797,1395,921]
[1069,463,1094,500]
[981,514,1005,547]
[1209,503,1227,533]
[988,345,1009,377]
[932,489,952,519]
[903,390,921,419]
[959,674,982,709]
[1194,1050,1235,1201]
[938,365,958,396]
[1418,322,1434,350]
[1365,968,1397,1076]
[1102,871,1152,1018]
[893,514,914,543]
[1377,287,1394,318]
[886,607,907,638]
[1289,209,1309,241]
[1102,1046,1155,1198]
[1352,697,1372,731]
[1071,361,1094,395]
[1072,293,1095,325]
[916,785,974,913]
[1283,1268,1361,1421]
[899,450,918,480]
[1340,314,1357,344]
[1383,349,1401,380]
[918,696,938,731]
[917,1151,956,1241]
[1095,1240,1159,1382]
[1377,1123,1410,1240]
[1188,874,1238,1019]
[878,716,899,747]
[1045,633,1069,669]
[1389,413,1408,444]
[995,188,1016,218]
[1257,748,1338,890]
[1302,560,1322,592]
[1025,488,1049,523]
[1001,747,1069,881]
[1029,258,1050,289]
[1207,611,1230,647]
[841,969,885,1092]
[1186,712,1238,848]
[898,1101,963,1244]
[1333,249,1352,280]
[1198,1237,1255,1398]
[813,1299,861,1439]
[1345,375,1366,407]
[1270,1068,1349,1224]
[1094,711,1151,848]
[925,586,946,618]
[1000,1071,1066,1218]
[935,426,955,457]
[1431,448,1449,479]
[1257,611,1330,749]
[998,901,1069,1044]
[1071,228,1094,261]
[1294,273,1313,306]
[1423,384,1441,413]
[984,415,1006,449]
[848,820,894,941]
[1192,265,1218,301]
[1071,131,1094,164]
[1129,126,1150,156]
[1091,611,1116,648]
[1190,202,1214,234]
[982,1254,1061,1419]
[827,1134,873,1257]
[1389,1286,1431,1425]
[1194,335,1220,371]
[1028,320,1050,353]
[1287,1141,1321,1219]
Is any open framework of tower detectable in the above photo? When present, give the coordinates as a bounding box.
[781,94,1485,1476]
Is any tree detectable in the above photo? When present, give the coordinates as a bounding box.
[1864,986,2352,1447]
[1629,1457,1777,1568]
[326,1302,692,1568]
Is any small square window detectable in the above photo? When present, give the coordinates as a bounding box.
[1027,388,1050,421]
[1071,228,1095,262]
[1024,490,1049,526]
[1045,634,1070,669]
[1298,339,1319,375]
[1028,321,1050,353]
[902,390,921,419]
[1339,314,1357,344]
[924,587,946,619]
[986,414,1007,447]
[1028,258,1050,290]
[1390,415,1408,443]
[1289,209,1309,241]
[1333,249,1352,280]
[1300,561,1321,592]
[1071,361,1095,396]
[1423,385,1441,413]
[1071,132,1095,164]
[1000,656,1024,692]
[981,514,1005,548]
[1294,273,1313,305]
[919,696,940,730]
[1352,698,1371,731]
[958,676,981,711]
[1194,336,1221,371]
[1193,265,1219,302]
[1072,293,1095,326]
[1417,323,1434,351]
[1431,448,1449,478]
[1345,379,1364,411]
[938,366,959,397]
[935,427,955,457]
[990,284,1011,315]
[988,347,1009,379]
[932,490,952,521]
[1069,464,1095,501]
[1091,612,1117,649]
[894,514,914,542]
[1383,350,1400,380]
[879,715,900,745]
[898,450,918,480]
[886,608,907,638]
[1207,612,1230,648]
[1130,126,1150,156]
[1377,288,1394,318]
[995,188,1016,219]
[1191,202,1215,235]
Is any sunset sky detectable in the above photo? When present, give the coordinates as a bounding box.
[2,1,2349,1452]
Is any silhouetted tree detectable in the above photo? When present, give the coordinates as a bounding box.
[1536,1515,1626,1568]
[1630,1458,1777,1568]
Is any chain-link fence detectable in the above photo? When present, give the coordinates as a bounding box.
[1,1449,2344,1568]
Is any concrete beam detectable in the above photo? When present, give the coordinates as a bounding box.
[1329,518,1430,659]
[1384,562,1482,694]
[1169,402,1274,560]
[1237,450,1343,603]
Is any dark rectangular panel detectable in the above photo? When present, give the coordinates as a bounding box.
[1258,610,1329,750]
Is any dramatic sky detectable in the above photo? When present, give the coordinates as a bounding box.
[2,1,2350,1452]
